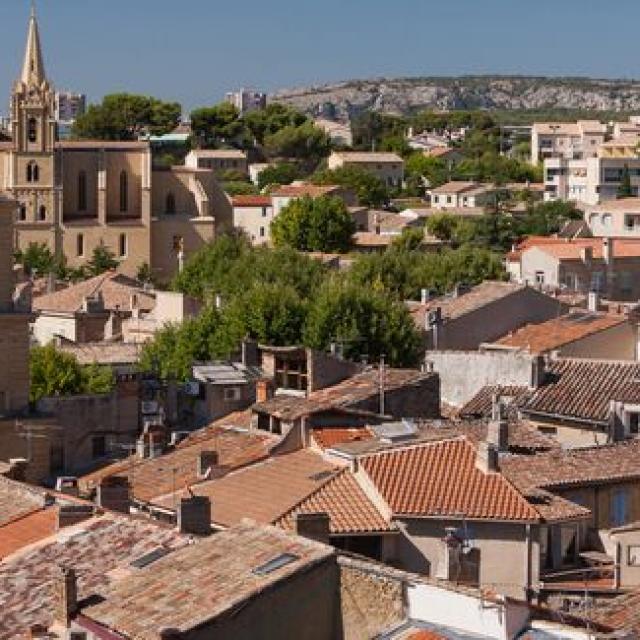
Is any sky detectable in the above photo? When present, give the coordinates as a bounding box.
[1,0,640,114]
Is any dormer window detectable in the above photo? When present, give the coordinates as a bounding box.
[28,117,38,143]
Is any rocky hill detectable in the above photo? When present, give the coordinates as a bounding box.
[270,76,640,119]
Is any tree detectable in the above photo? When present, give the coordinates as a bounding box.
[190,103,247,149]
[618,164,633,198]
[15,242,55,276]
[405,153,449,189]
[263,121,331,162]
[270,196,355,253]
[312,165,388,207]
[257,162,299,190]
[86,243,119,276]
[73,93,181,140]
[30,345,114,403]
[391,227,425,252]
[304,279,422,367]
[136,262,153,284]
[222,181,260,196]
[244,104,307,145]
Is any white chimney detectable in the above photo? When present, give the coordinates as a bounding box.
[588,291,600,313]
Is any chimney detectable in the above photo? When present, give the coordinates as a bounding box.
[56,505,94,530]
[256,378,274,403]
[177,495,211,535]
[96,476,130,513]
[294,512,330,544]
[436,527,463,581]
[530,354,547,389]
[476,441,499,473]
[588,291,600,313]
[55,477,79,497]
[241,339,260,367]
[421,288,430,305]
[55,566,78,628]
[487,396,509,453]
[198,450,219,478]
[603,237,614,265]
[136,436,147,459]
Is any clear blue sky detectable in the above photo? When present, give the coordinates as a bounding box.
[1,0,639,114]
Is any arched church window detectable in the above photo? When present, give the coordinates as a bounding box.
[19,205,27,221]
[78,171,87,211]
[28,118,38,143]
[119,171,128,212]
[166,192,176,214]
[26,162,39,183]
[38,205,46,221]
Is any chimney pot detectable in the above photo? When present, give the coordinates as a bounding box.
[177,495,211,535]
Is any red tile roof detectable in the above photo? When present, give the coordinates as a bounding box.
[523,358,640,424]
[311,426,375,450]
[231,195,272,207]
[276,468,394,535]
[494,312,626,354]
[271,183,342,197]
[360,439,540,522]
[458,386,531,419]
[0,508,57,560]
[589,589,640,634]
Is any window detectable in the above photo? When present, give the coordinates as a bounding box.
[19,205,26,221]
[223,387,242,402]
[91,435,106,459]
[38,205,46,221]
[76,233,84,257]
[259,226,265,237]
[119,170,128,212]
[28,117,37,143]
[26,162,39,183]
[611,489,630,527]
[446,196,452,204]
[602,214,612,227]
[262,207,267,217]
[629,546,640,566]
[627,412,640,435]
[78,171,87,211]
[119,233,127,258]
[591,271,604,292]
[433,195,439,204]
[252,553,299,576]
[165,192,176,215]
[535,271,545,285]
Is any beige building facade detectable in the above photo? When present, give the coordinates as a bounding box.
[0,10,231,284]
[327,151,404,188]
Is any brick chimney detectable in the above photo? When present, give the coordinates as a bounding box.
[476,441,499,474]
[294,512,330,544]
[197,450,218,478]
[256,378,274,403]
[487,396,509,453]
[177,495,211,535]
[54,566,78,628]
[96,476,130,513]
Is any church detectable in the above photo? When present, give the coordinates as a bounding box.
[0,8,231,282]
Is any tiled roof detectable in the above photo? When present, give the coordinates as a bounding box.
[493,312,626,354]
[82,523,333,639]
[458,386,531,419]
[406,281,529,328]
[501,439,640,492]
[151,450,343,526]
[32,271,155,314]
[276,468,394,535]
[360,439,541,522]
[271,183,343,197]
[231,194,272,207]
[0,513,187,639]
[429,181,482,195]
[79,417,277,503]
[0,476,44,526]
[190,149,247,158]
[333,151,403,163]
[311,426,375,450]
[589,197,640,213]
[58,341,141,366]
[523,358,640,424]
[589,589,640,635]
[254,368,436,421]
[531,238,640,260]
[424,147,459,158]
[0,507,57,560]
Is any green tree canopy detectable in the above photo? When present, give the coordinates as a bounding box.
[304,279,422,367]
[73,93,181,140]
[244,104,308,145]
[263,121,331,162]
[312,165,388,207]
[190,102,248,148]
[86,243,119,276]
[270,196,355,253]
[15,242,55,277]
[30,345,114,403]
[257,162,299,190]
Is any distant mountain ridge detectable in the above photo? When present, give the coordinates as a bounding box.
[270,75,640,119]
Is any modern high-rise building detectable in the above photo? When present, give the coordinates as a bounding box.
[54,91,86,123]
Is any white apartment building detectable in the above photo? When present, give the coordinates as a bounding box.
[585,198,640,238]
[531,120,606,165]
[225,88,267,114]
[54,91,86,122]
[185,149,248,176]
[231,195,274,245]
[428,181,498,209]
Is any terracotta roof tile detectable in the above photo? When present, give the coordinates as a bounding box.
[523,358,640,424]
[0,508,57,560]
[32,271,154,314]
[58,341,141,366]
[360,439,540,522]
[231,195,272,207]
[151,450,343,526]
[311,426,375,450]
[271,183,342,197]
[79,416,277,503]
[276,468,394,535]
[333,151,403,163]
[494,312,626,354]
[589,589,640,634]
[0,477,44,526]
[458,386,531,419]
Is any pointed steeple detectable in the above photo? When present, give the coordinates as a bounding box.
[21,2,46,86]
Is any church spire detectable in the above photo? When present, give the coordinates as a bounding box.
[21,2,46,86]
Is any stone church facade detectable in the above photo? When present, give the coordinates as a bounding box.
[0,9,231,282]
